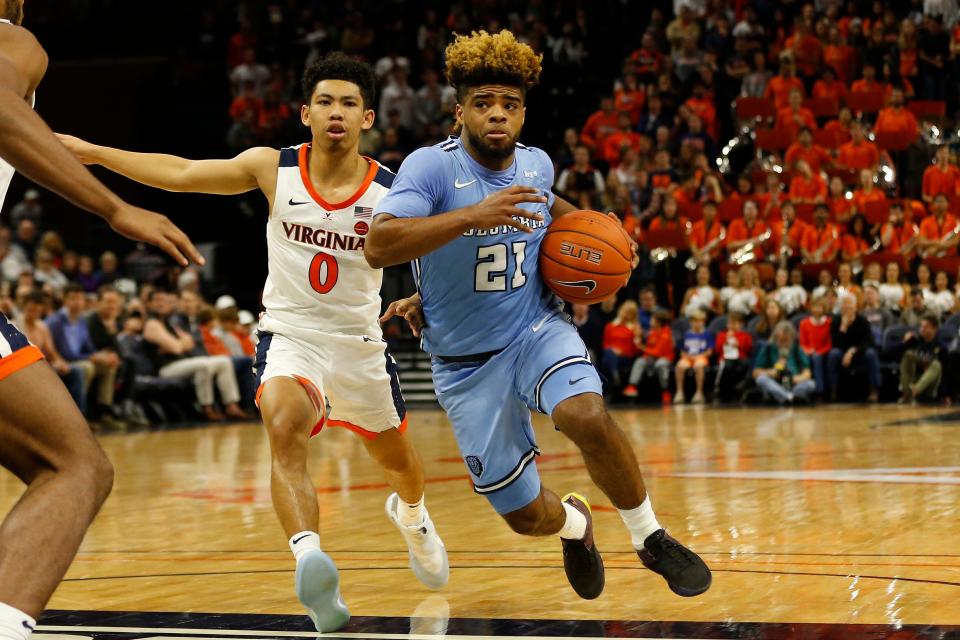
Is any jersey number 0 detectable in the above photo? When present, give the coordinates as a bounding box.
[309,252,339,294]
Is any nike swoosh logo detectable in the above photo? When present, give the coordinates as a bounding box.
[454,178,477,189]
[569,376,588,385]
[362,336,380,343]
[553,279,597,294]
[291,534,311,544]
[289,198,310,206]
[22,622,34,632]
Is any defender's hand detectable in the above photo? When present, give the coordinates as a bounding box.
[106,204,204,267]
[380,295,424,337]
[465,186,546,233]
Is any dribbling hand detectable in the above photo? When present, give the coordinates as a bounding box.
[465,186,546,233]
[380,295,425,337]
[607,211,640,269]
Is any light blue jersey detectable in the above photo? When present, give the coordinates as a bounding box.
[375,135,559,357]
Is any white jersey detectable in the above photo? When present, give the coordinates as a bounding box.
[0,20,35,214]
[259,144,394,338]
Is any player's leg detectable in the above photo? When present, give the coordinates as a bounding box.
[361,427,423,505]
[0,357,113,627]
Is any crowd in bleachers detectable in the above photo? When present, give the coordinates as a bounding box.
[0,191,258,429]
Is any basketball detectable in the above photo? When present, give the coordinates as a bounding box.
[540,210,633,304]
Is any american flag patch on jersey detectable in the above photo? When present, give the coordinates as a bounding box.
[354,206,373,218]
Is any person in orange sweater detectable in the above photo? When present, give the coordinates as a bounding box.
[688,200,726,268]
[624,309,674,404]
[801,204,841,262]
[768,200,809,265]
[874,88,919,141]
[919,193,960,257]
[837,121,880,171]
[785,127,832,174]
[764,55,805,110]
[823,26,856,83]
[614,72,646,124]
[580,95,619,158]
[776,89,818,141]
[789,160,828,204]
[850,63,890,97]
[851,168,886,215]
[821,106,853,148]
[921,146,960,204]
[827,175,855,224]
[602,112,643,168]
[841,213,874,264]
[601,300,642,389]
[785,17,823,79]
[684,82,717,140]
[812,67,848,106]
[798,296,832,395]
[727,200,770,262]
[879,202,920,257]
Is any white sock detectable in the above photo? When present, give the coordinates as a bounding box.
[289,530,321,564]
[398,496,425,527]
[557,501,587,540]
[0,602,36,640]
[618,496,662,549]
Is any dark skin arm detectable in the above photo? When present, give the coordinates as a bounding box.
[0,26,201,265]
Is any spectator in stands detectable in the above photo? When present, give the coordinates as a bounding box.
[879,202,919,257]
[789,160,827,204]
[674,309,712,404]
[900,313,944,404]
[753,297,786,347]
[851,62,886,96]
[799,296,833,396]
[414,68,455,136]
[572,303,605,362]
[919,193,959,257]
[827,295,881,402]
[33,249,68,294]
[785,127,832,174]
[812,66,848,105]
[841,214,874,265]
[822,106,854,148]
[600,300,641,390]
[902,287,929,327]
[753,321,817,405]
[765,53,805,110]
[824,25,856,83]
[629,31,663,83]
[554,127,580,172]
[602,112,643,168]
[874,88,920,140]
[681,265,719,319]
[623,309,674,404]
[87,285,123,353]
[861,284,894,344]
[770,201,808,267]
[837,121,880,171]
[801,204,841,263]
[713,311,752,402]
[556,145,605,209]
[614,72,645,125]
[75,254,99,293]
[229,48,270,97]
[836,262,863,307]
[97,251,121,285]
[786,16,823,80]
[46,284,123,423]
[637,286,663,331]
[931,270,957,318]
[740,50,772,98]
[919,14,949,101]
[13,219,38,263]
[580,96,619,158]
[777,89,818,141]
[380,68,416,132]
[727,200,769,263]
[824,176,853,225]
[878,260,909,312]
[666,4,701,54]
[143,290,248,421]
[9,189,42,229]
[852,169,886,215]
[687,200,725,270]
[922,147,960,204]
[214,306,256,407]
[772,267,807,316]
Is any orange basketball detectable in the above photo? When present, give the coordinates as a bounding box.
[540,210,633,304]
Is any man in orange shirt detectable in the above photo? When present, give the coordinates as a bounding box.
[789,160,827,204]
[922,146,960,204]
[801,204,841,263]
[823,26,856,83]
[874,89,919,140]
[684,82,717,140]
[602,112,643,168]
[837,122,880,171]
[822,107,853,148]
[851,168,886,214]
[850,63,890,98]
[727,200,770,262]
[812,67,848,106]
[785,127,832,173]
[688,200,726,268]
[614,72,646,124]
[879,202,919,256]
[580,96,619,158]
[919,193,960,257]
[769,200,809,265]
[785,18,823,80]
[776,89,818,141]
[764,55,805,110]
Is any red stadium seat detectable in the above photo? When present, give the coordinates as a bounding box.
[680,201,704,221]
[926,256,960,277]
[800,261,839,281]
[755,128,792,152]
[719,198,743,222]
[826,167,858,186]
[863,199,890,225]
[874,130,916,151]
[813,128,844,150]
[795,203,815,223]
[907,100,946,120]
[644,229,688,250]
[756,263,776,285]
[846,91,886,115]
[735,97,776,122]
[869,252,906,272]
[803,97,839,119]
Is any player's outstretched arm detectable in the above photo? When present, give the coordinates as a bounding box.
[367,186,546,268]
[57,134,276,197]
[0,49,201,265]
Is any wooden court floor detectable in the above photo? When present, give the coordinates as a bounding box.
[4,405,960,637]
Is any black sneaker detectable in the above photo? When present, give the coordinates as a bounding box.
[560,493,604,600]
[637,529,711,597]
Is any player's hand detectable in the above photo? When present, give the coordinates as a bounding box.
[106,203,205,267]
[56,133,98,165]
[380,295,424,337]
[466,186,546,233]
[608,212,640,269]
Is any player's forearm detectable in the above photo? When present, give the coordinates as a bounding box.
[366,210,474,268]
[86,144,194,192]
[0,87,123,219]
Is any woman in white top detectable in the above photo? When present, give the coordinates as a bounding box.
[931,270,957,319]
[771,267,807,316]
[811,268,834,302]
[682,265,719,318]
[878,261,909,313]
[720,267,739,311]
[915,262,935,307]
[727,264,763,316]
[861,262,882,291]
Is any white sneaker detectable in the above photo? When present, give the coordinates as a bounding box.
[691,392,705,404]
[673,392,685,404]
[295,549,350,632]
[385,493,449,589]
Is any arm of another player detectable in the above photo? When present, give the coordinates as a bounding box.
[0,47,201,265]
[380,292,423,337]
[57,134,276,197]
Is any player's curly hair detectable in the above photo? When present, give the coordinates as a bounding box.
[301,52,376,108]
[444,30,542,101]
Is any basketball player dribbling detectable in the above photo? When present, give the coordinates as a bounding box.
[58,54,447,632]
[0,2,203,639]
[368,30,711,600]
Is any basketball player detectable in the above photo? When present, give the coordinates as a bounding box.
[58,53,447,632]
[368,30,711,599]
[0,3,202,640]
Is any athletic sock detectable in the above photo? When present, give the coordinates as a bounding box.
[618,496,663,549]
[397,496,425,528]
[0,602,36,640]
[289,531,321,564]
[557,501,587,540]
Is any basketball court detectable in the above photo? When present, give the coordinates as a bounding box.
[10,405,959,638]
